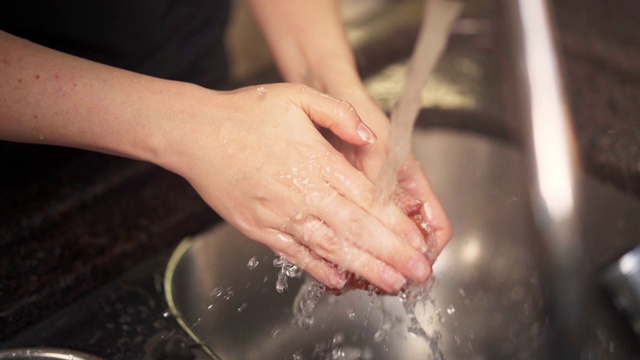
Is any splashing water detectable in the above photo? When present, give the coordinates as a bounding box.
[276,1,464,358]
[247,256,260,270]
[292,278,327,329]
[274,254,303,293]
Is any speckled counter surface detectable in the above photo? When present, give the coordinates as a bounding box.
[0,147,222,340]
[554,0,640,197]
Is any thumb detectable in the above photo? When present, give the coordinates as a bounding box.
[294,85,377,146]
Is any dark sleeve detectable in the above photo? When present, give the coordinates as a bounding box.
[0,0,231,88]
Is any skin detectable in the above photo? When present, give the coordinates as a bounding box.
[248,1,452,263]
[0,1,452,294]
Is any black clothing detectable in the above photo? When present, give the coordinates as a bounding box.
[0,0,232,88]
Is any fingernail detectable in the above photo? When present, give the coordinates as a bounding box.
[331,272,347,289]
[409,256,431,282]
[382,267,406,291]
[357,123,376,144]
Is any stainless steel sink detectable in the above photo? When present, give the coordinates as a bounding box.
[165,127,640,359]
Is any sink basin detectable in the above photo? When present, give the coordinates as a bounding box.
[165,127,640,359]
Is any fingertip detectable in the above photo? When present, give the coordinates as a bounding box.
[356,122,377,144]
[408,255,432,283]
[380,266,407,293]
[308,260,347,290]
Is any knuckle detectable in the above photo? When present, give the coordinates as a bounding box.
[334,99,357,119]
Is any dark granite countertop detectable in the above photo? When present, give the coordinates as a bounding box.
[0,147,222,340]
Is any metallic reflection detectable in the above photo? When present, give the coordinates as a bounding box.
[166,129,640,359]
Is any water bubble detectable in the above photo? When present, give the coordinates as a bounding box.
[192,317,202,327]
[348,308,356,320]
[273,254,300,293]
[373,329,387,343]
[237,303,248,313]
[447,305,456,315]
[257,86,267,96]
[223,286,234,300]
[271,327,282,338]
[210,287,223,297]
[247,256,259,269]
[276,273,288,294]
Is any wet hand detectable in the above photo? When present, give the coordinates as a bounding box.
[323,88,452,257]
[161,83,432,293]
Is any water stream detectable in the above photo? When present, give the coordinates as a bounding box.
[291,1,464,358]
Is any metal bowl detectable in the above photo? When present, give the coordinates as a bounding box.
[165,128,640,359]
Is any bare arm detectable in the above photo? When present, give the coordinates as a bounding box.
[0,30,433,292]
[246,0,362,94]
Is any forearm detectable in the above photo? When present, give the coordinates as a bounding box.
[0,31,203,164]
[246,0,364,95]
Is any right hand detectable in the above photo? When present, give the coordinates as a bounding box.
[160,83,432,293]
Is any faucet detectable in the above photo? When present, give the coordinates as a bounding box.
[501,0,586,358]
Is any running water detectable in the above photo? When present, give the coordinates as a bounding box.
[288,0,464,358]
[376,1,463,356]
[376,0,464,200]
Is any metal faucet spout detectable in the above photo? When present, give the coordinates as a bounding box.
[502,0,586,358]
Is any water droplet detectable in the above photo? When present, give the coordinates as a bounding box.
[256,86,267,95]
[223,287,234,300]
[271,327,282,338]
[447,305,456,315]
[210,286,223,297]
[237,303,248,313]
[38,134,45,140]
[162,311,171,318]
[348,308,356,320]
[374,329,387,342]
[247,256,259,269]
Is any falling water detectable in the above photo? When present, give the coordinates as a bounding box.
[376,0,464,200]
[377,1,463,358]
[286,2,464,359]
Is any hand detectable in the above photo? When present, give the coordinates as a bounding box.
[161,83,433,293]
[323,87,452,257]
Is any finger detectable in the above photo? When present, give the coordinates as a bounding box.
[262,230,347,289]
[291,85,377,145]
[320,156,430,254]
[302,188,431,283]
[392,186,424,216]
[398,154,453,255]
[288,217,410,293]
